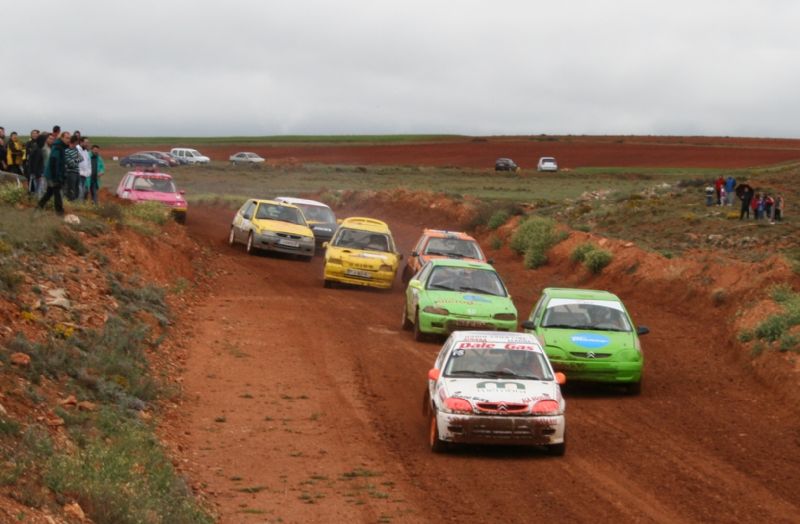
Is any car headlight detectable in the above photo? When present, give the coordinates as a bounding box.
[531,399,562,416]
[302,236,314,243]
[442,397,472,414]
[260,230,278,237]
[379,264,394,272]
[423,306,450,316]
[327,257,342,265]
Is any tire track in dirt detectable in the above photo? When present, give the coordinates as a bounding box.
[176,205,800,523]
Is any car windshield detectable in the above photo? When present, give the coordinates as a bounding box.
[333,228,391,252]
[426,266,506,296]
[296,204,335,223]
[133,177,176,193]
[255,204,306,225]
[541,301,631,331]
[445,346,553,380]
[424,238,483,259]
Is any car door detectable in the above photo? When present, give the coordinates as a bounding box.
[407,262,432,318]
[116,174,129,198]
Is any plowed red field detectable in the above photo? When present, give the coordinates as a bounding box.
[106,135,800,169]
[170,204,800,523]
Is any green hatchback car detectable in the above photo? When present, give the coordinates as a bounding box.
[522,288,649,394]
[402,259,517,341]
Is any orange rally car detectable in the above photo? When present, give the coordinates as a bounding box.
[402,229,488,282]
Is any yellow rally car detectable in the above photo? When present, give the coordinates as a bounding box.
[228,199,315,260]
[323,217,402,289]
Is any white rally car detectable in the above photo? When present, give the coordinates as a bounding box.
[424,331,566,454]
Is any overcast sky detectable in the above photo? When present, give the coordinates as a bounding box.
[3,1,798,137]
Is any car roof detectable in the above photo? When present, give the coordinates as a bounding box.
[126,171,172,179]
[421,229,475,241]
[448,331,544,351]
[275,196,331,208]
[539,156,556,161]
[235,151,259,155]
[426,258,494,270]
[339,217,390,233]
[248,198,300,209]
[542,287,621,301]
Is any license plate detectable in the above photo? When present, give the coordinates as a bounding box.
[345,268,371,278]
[454,320,489,328]
[278,239,300,248]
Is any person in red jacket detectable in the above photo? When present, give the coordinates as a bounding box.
[714,176,725,206]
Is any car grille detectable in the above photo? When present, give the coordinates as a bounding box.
[470,425,535,439]
[570,352,612,359]
[276,233,302,240]
[475,402,528,414]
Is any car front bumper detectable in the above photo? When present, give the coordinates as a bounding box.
[419,311,516,334]
[324,264,395,289]
[549,358,642,384]
[436,411,565,446]
[256,233,315,256]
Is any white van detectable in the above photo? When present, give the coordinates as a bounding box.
[170,147,210,165]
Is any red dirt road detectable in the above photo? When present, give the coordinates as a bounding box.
[105,136,800,170]
[174,205,800,523]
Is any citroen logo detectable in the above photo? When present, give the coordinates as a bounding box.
[497,404,507,411]
[586,352,596,359]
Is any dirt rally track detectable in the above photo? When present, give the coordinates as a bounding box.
[172,205,800,523]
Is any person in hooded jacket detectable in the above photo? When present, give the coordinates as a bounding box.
[37,131,70,215]
[6,132,26,176]
[64,135,81,201]
[24,130,43,194]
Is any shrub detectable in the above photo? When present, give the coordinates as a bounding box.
[738,329,754,343]
[510,217,563,269]
[487,210,510,230]
[584,249,613,274]
[124,202,169,225]
[0,185,26,205]
[779,334,798,353]
[95,202,124,222]
[52,227,87,255]
[754,315,787,342]
[570,242,596,263]
[489,235,502,250]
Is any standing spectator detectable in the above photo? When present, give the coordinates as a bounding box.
[739,186,754,219]
[38,131,70,215]
[38,133,54,198]
[77,137,91,200]
[88,144,105,204]
[64,135,81,201]
[24,130,43,194]
[753,193,764,220]
[725,175,736,206]
[764,194,775,221]
[773,195,784,223]
[719,185,727,207]
[52,125,61,138]
[0,127,6,171]
[6,132,26,176]
[714,175,725,206]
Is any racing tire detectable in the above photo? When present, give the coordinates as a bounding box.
[429,409,448,453]
[413,309,426,342]
[228,227,236,247]
[625,380,642,396]
[302,255,313,262]
[401,304,413,331]
[246,232,257,255]
[174,213,186,225]
[323,279,333,289]
[546,431,566,457]
[401,265,413,284]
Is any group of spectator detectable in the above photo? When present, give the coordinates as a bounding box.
[705,175,785,224]
[0,125,105,215]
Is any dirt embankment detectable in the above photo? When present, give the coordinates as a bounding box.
[166,192,799,523]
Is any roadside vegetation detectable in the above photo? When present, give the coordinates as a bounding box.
[509,217,566,269]
[739,285,800,355]
[0,185,211,522]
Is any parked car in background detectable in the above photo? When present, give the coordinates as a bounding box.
[522,288,649,394]
[537,156,558,172]
[138,151,180,167]
[495,158,519,172]
[115,170,188,223]
[118,153,169,169]
[229,152,265,165]
[275,197,337,246]
[170,147,210,165]
[228,199,315,260]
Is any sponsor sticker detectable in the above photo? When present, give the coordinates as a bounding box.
[570,333,610,349]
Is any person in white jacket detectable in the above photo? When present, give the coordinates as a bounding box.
[77,136,91,201]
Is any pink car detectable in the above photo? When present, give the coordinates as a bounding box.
[115,170,188,223]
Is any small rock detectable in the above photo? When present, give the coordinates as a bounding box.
[58,395,78,407]
[623,242,635,248]
[598,238,609,247]
[63,214,81,225]
[46,297,72,310]
[77,401,97,412]
[0,403,7,415]
[10,352,31,366]
[63,501,85,521]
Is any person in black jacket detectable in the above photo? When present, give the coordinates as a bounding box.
[37,131,70,215]
[25,130,43,193]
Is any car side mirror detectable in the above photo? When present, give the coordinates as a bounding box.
[411,251,419,257]
[408,279,422,290]
[487,258,495,265]
[336,218,343,225]
[637,326,650,336]
[179,190,186,195]
[322,242,328,249]
[397,253,403,260]
[555,372,566,385]
[243,214,251,220]
[521,320,536,330]
[428,368,440,381]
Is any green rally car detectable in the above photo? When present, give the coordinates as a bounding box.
[521,288,649,394]
[402,259,518,341]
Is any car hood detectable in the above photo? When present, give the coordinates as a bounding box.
[132,191,184,204]
[419,254,484,266]
[442,377,560,405]
[252,218,313,237]
[539,328,634,354]
[424,290,516,316]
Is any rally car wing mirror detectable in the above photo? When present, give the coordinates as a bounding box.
[521,320,536,330]
[637,326,650,336]
[408,280,422,290]
[555,372,566,385]
[428,368,440,381]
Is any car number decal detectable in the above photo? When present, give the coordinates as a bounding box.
[476,381,526,391]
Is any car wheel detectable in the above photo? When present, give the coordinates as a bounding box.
[228,227,236,246]
[429,409,447,453]
[625,380,642,396]
[546,431,566,456]
[413,309,426,342]
[175,213,186,224]
[324,279,333,289]
[401,304,413,331]
[401,265,413,284]
[246,232,256,255]
[303,255,313,262]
